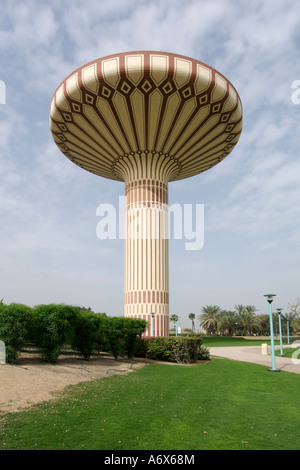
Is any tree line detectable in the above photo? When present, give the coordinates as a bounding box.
[172,302,300,336]
[197,304,300,336]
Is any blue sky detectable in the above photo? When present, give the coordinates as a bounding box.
[0,0,300,328]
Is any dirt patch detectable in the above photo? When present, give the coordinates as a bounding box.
[0,347,210,415]
[0,347,147,414]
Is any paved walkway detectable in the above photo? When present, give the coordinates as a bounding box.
[209,344,300,374]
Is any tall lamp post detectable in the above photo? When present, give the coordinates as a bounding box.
[264,294,280,372]
[151,313,155,338]
[276,308,285,357]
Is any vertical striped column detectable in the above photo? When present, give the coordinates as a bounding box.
[124,178,169,337]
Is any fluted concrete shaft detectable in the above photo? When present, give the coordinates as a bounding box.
[124,174,169,336]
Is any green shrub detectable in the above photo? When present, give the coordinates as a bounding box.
[71,311,105,360]
[0,303,32,363]
[102,317,125,360]
[120,317,148,359]
[133,336,149,357]
[177,336,206,362]
[144,337,174,361]
[103,317,147,360]
[136,336,208,364]
[197,344,210,360]
[31,304,80,363]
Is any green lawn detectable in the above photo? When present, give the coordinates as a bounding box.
[275,347,300,358]
[1,358,299,450]
[201,336,280,347]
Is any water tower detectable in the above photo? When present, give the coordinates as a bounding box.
[50,51,242,336]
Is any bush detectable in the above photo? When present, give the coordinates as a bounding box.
[102,317,124,360]
[134,336,150,357]
[31,304,80,363]
[136,336,208,364]
[0,303,32,363]
[120,317,148,359]
[103,317,147,360]
[143,337,174,361]
[71,311,105,360]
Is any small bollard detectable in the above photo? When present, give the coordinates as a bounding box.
[261,343,269,356]
[0,340,6,364]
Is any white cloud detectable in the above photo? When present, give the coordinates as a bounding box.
[1,0,300,318]
[0,2,58,48]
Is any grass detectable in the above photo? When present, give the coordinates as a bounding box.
[276,347,300,358]
[201,336,281,347]
[1,358,300,450]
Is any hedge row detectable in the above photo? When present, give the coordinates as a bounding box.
[135,336,210,363]
[0,302,211,365]
[0,302,147,364]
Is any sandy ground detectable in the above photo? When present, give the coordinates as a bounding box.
[0,347,148,414]
[6,342,287,416]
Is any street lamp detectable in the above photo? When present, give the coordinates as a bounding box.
[264,294,280,372]
[151,312,155,337]
[276,308,285,357]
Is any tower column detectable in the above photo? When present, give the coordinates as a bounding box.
[124,177,169,337]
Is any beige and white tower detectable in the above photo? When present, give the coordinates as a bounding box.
[50,51,243,337]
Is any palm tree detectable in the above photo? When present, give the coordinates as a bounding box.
[282,312,300,336]
[198,305,221,334]
[217,310,238,336]
[234,304,245,315]
[244,305,258,315]
[257,314,270,335]
[234,305,260,336]
[170,314,179,331]
[188,313,195,333]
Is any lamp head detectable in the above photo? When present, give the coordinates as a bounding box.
[264,294,276,304]
[276,308,283,314]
